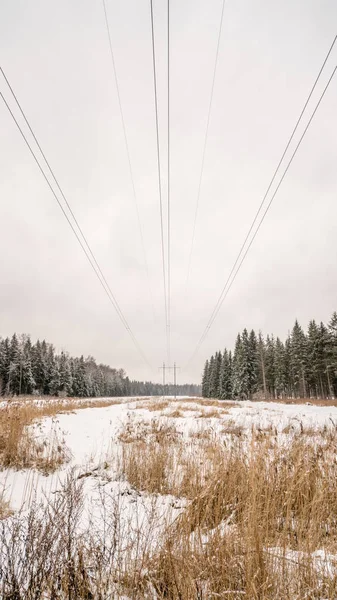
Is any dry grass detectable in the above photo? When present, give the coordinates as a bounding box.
[221,419,245,437]
[264,397,337,407]
[166,408,185,418]
[134,399,170,412]
[3,429,337,598]
[198,408,222,418]
[2,420,337,598]
[0,496,12,520]
[180,397,237,409]
[0,397,122,472]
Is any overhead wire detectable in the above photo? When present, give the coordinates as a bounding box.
[149,0,169,362]
[186,0,227,284]
[185,51,337,367]
[0,69,152,370]
[193,34,337,347]
[101,0,156,322]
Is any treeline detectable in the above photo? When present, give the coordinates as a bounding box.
[0,334,200,398]
[202,312,337,400]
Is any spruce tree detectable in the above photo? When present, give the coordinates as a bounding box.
[59,352,73,396]
[257,333,267,399]
[209,352,222,398]
[219,349,233,399]
[274,337,286,398]
[327,312,337,397]
[8,334,22,395]
[201,360,210,398]
[265,335,276,398]
[290,320,308,398]
[232,333,250,399]
[248,329,259,398]
[32,340,46,394]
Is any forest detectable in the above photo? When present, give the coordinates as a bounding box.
[202,311,337,400]
[0,334,200,398]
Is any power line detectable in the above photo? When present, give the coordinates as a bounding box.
[150,0,169,360]
[101,0,156,322]
[195,34,337,340]
[186,0,227,284]
[186,61,337,367]
[167,0,171,367]
[190,34,337,354]
[0,71,152,371]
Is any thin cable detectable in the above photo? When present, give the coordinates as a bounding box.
[0,66,128,328]
[101,0,156,322]
[167,0,171,367]
[186,0,227,284]
[150,0,169,353]
[186,64,336,366]
[0,82,152,370]
[192,33,337,337]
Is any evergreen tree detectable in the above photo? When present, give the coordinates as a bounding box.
[248,329,259,397]
[232,333,250,399]
[59,352,73,396]
[32,340,47,394]
[327,312,337,397]
[274,337,286,398]
[265,335,276,398]
[219,349,232,399]
[201,360,210,398]
[209,352,222,398]
[290,320,308,398]
[8,334,22,395]
[72,356,87,397]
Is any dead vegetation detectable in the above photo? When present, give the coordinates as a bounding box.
[2,398,337,598]
[0,397,122,472]
[2,427,337,598]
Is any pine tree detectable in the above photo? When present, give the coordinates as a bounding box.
[72,356,87,397]
[208,355,215,397]
[248,330,259,398]
[307,320,323,398]
[265,335,276,398]
[7,334,22,395]
[274,337,286,398]
[327,312,337,397]
[59,352,73,396]
[208,352,222,398]
[32,340,46,394]
[232,333,250,399]
[257,333,268,399]
[219,349,233,399]
[202,360,210,398]
[290,320,308,398]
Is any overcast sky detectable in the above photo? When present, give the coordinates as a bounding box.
[1,0,336,384]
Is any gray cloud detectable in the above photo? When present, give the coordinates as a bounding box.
[1,0,336,384]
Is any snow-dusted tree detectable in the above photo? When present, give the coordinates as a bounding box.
[219,349,232,399]
[72,356,88,397]
[209,351,222,398]
[7,334,22,395]
[290,320,308,398]
[201,359,210,398]
[248,329,259,397]
[232,333,250,399]
[265,335,276,398]
[327,312,337,397]
[274,337,286,398]
[59,352,73,396]
[32,340,47,394]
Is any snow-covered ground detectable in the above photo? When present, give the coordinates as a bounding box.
[2,396,337,513]
[2,395,337,597]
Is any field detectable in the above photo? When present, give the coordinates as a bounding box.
[1,395,337,599]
